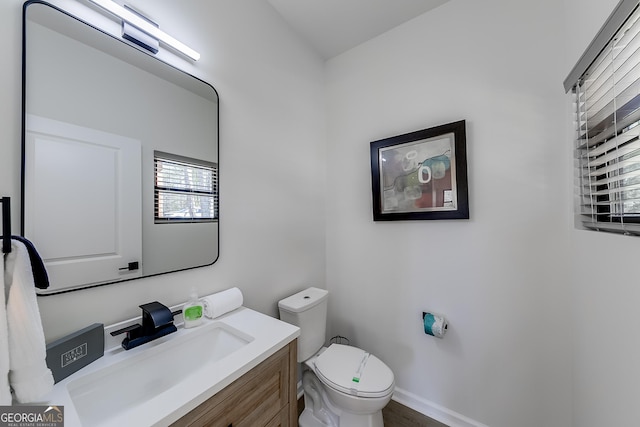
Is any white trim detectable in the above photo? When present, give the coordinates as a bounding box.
[391,387,490,427]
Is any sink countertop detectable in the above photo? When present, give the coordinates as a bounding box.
[42,307,300,427]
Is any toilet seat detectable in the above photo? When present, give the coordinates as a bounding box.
[314,344,394,398]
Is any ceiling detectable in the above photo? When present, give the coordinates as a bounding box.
[267,0,450,59]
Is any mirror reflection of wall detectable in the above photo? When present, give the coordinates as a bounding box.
[23,2,219,295]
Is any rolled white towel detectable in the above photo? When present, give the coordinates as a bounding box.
[202,287,243,319]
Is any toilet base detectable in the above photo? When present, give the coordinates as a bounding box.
[299,405,384,427]
[299,369,385,427]
[299,407,330,427]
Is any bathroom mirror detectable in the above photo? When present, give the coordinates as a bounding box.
[22,1,219,295]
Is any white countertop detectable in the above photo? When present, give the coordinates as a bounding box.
[42,307,300,427]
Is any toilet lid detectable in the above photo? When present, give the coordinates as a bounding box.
[314,344,394,398]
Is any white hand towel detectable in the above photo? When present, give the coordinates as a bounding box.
[0,255,11,404]
[4,241,54,403]
[202,287,243,319]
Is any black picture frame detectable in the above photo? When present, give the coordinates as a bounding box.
[370,120,469,221]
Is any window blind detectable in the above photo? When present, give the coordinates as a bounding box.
[154,152,218,223]
[572,2,640,235]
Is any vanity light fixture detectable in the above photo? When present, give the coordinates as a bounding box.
[86,0,201,61]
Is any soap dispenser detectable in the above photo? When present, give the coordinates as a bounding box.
[183,288,204,329]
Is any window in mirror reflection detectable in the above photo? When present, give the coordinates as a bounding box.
[154,151,218,223]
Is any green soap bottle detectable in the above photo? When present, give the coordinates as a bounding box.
[183,289,204,329]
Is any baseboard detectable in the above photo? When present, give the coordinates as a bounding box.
[391,387,489,427]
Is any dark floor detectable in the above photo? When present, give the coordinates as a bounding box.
[297,396,448,426]
[382,400,448,427]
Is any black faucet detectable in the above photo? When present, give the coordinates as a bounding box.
[110,301,182,350]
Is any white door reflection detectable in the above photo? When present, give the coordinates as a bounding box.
[25,115,142,292]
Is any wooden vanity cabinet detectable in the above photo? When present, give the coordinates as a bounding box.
[172,339,298,427]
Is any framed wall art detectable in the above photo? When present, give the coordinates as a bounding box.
[370,120,469,221]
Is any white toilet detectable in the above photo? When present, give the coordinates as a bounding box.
[278,287,395,427]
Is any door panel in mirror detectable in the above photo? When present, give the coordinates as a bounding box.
[23,1,219,294]
[25,115,144,290]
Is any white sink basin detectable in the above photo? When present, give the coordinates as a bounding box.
[67,322,252,427]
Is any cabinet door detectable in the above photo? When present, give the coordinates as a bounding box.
[264,405,290,427]
[229,349,289,427]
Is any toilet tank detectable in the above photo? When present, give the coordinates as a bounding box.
[278,287,328,362]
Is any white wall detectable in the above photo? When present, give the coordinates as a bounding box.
[0,0,327,341]
[325,1,572,426]
[562,1,640,427]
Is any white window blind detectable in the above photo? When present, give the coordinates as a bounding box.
[154,151,218,223]
[572,2,640,235]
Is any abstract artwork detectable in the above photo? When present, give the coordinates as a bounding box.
[370,120,469,221]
